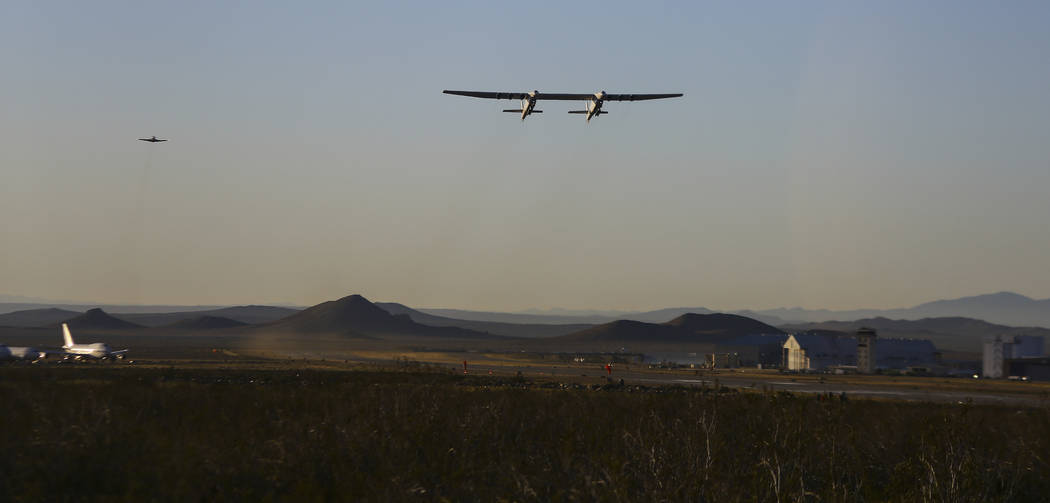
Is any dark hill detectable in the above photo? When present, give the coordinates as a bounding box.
[120,305,301,327]
[167,316,248,330]
[203,305,300,324]
[558,312,781,344]
[0,308,82,327]
[558,320,683,343]
[58,308,142,330]
[376,302,591,338]
[664,313,784,337]
[255,294,498,339]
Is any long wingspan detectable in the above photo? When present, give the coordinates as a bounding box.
[443,90,683,101]
[525,93,683,101]
[603,93,684,101]
[443,90,601,101]
[443,90,529,100]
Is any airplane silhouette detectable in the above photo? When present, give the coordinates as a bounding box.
[138,136,167,143]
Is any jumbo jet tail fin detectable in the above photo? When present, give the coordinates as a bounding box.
[502,109,542,113]
[62,323,74,348]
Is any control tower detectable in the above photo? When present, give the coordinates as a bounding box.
[856,327,877,374]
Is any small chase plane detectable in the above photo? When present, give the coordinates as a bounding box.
[443,89,683,122]
[61,323,128,360]
[138,136,167,143]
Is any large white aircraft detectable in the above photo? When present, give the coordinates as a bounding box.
[61,323,128,360]
[443,90,683,122]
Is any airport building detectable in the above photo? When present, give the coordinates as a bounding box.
[856,328,877,374]
[705,352,741,369]
[783,333,855,371]
[1005,358,1050,381]
[783,332,938,372]
[983,335,1047,379]
[718,334,790,367]
[1009,335,1045,358]
[877,338,938,369]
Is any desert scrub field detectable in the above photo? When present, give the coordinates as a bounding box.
[1,366,1048,502]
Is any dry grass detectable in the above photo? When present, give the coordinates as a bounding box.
[1,365,1048,502]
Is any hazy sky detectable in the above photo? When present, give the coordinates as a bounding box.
[2,1,1049,311]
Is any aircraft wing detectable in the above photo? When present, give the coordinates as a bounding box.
[443,90,683,101]
[520,93,683,101]
[443,90,530,100]
[443,90,621,100]
[530,93,597,100]
[442,91,615,101]
[602,93,684,101]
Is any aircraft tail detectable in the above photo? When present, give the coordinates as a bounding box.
[568,111,607,115]
[62,323,74,348]
[502,109,542,113]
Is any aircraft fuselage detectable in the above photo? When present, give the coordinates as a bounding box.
[517,90,539,120]
[586,91,607,122]
[0,345,45,361]
[60,324,127,360]
[522,96,537,120]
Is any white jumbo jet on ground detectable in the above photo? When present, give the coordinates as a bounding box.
[442,89,683,122]
[61,323,128,360]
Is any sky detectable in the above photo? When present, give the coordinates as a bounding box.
[2,1,1049,311]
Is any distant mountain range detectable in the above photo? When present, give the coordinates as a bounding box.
[5,291,1048,328]
[119,306,300,327]
[418,306,726,325]
[3,292,1049,356]
[418,292,1050,329]
[0,308,81,327]
[783,316,1050,353]
[0,305,299,328]
[0,301,233,315]
[755,292,1050,327]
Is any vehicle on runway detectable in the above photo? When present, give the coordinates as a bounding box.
[61,323,128,360]
[443,90,683,122]
[138,136,167,143]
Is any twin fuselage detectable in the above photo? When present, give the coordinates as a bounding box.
[444,88,681,122]
[519,90,607,122]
